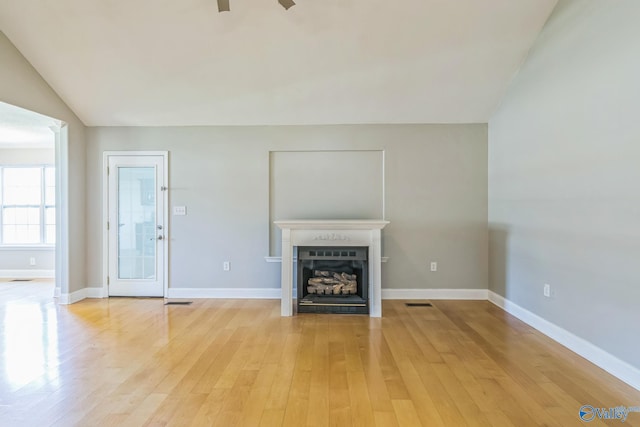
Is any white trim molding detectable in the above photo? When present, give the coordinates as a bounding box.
[0,245,55,251]
[488,291,640,391]
[166,287,281,299]
[54,123,71,302]
[164,287,487,301]
[265,256,389,263]
[0,269,55,279]
[58,288,88,305]
[57,286,106,304]
[382,288,488,300]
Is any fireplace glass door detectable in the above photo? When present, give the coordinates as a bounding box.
[297,247,368,314]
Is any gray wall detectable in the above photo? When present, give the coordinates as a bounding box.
[489,0,640,368]
[0,31,87,292]
[86,125,487,292]
[0,147,55,273]
[0,248,55,272]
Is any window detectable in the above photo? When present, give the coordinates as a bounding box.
[0,166,55,245]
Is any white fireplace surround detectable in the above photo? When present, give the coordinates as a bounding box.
[275,220,390,317]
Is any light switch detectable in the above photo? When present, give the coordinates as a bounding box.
[173,206,186,216]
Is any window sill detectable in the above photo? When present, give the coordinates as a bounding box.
[0,245,55,251]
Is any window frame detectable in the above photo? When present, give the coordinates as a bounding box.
[0,164,56,247]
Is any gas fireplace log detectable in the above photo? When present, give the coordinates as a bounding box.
[307,284,333,295]
[309,277,339,285]
[334,272,356,281]
[307,278,357,295]
[313,270,356,281]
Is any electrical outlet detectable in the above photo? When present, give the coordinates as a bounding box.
[223,261,230,271]
[543,284,551,298]
[29,257,36,266]
[430,261,437,272]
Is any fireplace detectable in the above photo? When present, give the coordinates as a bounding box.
[297,246,368,314]
[274,220,389,317]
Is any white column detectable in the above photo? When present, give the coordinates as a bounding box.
[51,123,70,302]
[370,229,382,317]
[280,227,293,316]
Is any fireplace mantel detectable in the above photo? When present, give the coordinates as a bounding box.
[275,220,389,317]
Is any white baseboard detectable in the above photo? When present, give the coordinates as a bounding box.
[57,286,105,304]
[86,287,106,298]
[0,269,55,279]
[166,287,281,299]
[163,287,487,300]
[488,291,640,391]
[58,288,87,305]
[382,288,488,300]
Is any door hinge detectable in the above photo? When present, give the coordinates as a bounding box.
[107,221,110,230]
[107,276,110,285]
[107,166,110,175]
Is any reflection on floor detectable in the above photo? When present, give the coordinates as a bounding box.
[0,278,59,420]
[0,278,55,303]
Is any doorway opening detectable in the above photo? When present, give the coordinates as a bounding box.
[0,101,69,301]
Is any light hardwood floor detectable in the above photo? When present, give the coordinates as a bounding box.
[0,280,638,426]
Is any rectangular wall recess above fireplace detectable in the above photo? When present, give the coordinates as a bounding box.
[297,246,369,314]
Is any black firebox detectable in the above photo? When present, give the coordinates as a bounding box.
[297,246,368,314]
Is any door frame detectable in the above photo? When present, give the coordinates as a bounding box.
[53,123,68,300]
[102,151,169,298]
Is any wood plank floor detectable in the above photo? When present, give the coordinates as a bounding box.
[0,280,638,426]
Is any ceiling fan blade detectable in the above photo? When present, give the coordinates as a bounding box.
[278,0,295,10]
[217,0,230,12]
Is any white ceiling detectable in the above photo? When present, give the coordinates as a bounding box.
[0,102,57,148]
[0,0,557,126]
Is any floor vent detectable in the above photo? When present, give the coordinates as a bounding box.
[11,279,33,282]
[164,301,193,305]
[405,302,432,307]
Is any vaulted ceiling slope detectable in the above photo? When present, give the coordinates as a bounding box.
[0,0,557,126]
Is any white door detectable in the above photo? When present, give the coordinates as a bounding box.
[106,154,167,297]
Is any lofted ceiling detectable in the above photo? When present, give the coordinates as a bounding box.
[0,0,557,126]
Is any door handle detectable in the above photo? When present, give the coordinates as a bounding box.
[157,235,164,240]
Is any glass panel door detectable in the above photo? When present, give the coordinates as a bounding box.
[107,154,166,297]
